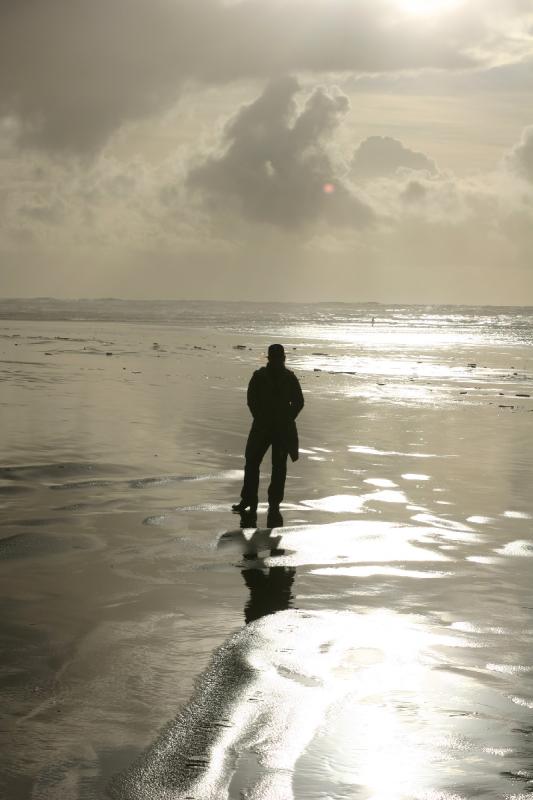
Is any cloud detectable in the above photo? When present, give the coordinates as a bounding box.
[0,0,189,154]
[187,77,374,229]
[19,200,64,226]
[2,72,533,304]
[507,125,533,182]
[0,0,513,155]
[359,137,531,228]
[401,180,429,204]
[345,57,533,96]
[351,136,437,181]
[0,149,167,255]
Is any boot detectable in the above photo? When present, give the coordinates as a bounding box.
[232,500,258,513]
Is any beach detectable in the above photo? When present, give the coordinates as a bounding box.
[1,300,533,800]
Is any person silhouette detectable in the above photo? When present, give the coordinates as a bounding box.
[232,343,304,514]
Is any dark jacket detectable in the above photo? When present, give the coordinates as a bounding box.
[247,365,304,462]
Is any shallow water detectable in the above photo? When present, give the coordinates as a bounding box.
[1,301,533,799]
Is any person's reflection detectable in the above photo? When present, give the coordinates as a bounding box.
[238,509,296,624]
[242,562,296,624]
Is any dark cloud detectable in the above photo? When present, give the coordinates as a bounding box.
[351,136,437,181]
[19,201,64,225]
[401,180,429,204]
[0,0,189,154]
[0,0,484,154]
[187,77,374,229]
[507,125,533,182]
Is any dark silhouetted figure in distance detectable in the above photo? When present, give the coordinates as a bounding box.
[232,343,304,514]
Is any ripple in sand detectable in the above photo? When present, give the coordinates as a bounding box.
[311,566,450,579]
[507,794,533,800]
[363,478,398,488]
[349,445,437,458]
[6,464,241,493]
[487,663,533,675]
[411,513,475,534]
[450,621,506,635]
[301,490,408,513]
[483,747,514,756]
[0,483,32,495]
[50,473,199,491]
[177,503,233,512]
[502,510,531,520]
[495,540,533,557]
[0,531,97,560]
[0,462,127,482]
[49,478,118,491]
[366,489,408,504]
[192,469,244,482]
[466,556,500,564]
[509,696,533,709]
[301,495,366,513]
[142,515,168,526]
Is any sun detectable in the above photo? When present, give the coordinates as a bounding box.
[396,0,461,16]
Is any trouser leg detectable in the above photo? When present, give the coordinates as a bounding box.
[268,439,288,505]
[241,429,270,504]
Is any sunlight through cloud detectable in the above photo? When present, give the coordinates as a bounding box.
[395,0,462,16]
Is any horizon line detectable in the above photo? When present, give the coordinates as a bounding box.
[1,297,533,310]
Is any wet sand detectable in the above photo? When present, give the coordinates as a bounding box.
[1,306,533,799]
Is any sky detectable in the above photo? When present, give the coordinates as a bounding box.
[1,0,533,304]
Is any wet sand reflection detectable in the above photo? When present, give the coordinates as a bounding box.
[110,500,533,800]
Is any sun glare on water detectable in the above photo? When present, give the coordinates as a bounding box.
[396,0,461,15]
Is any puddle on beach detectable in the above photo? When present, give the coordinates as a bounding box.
[1,311,533,799]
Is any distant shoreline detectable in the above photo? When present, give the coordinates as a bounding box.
[0,297,532,311]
